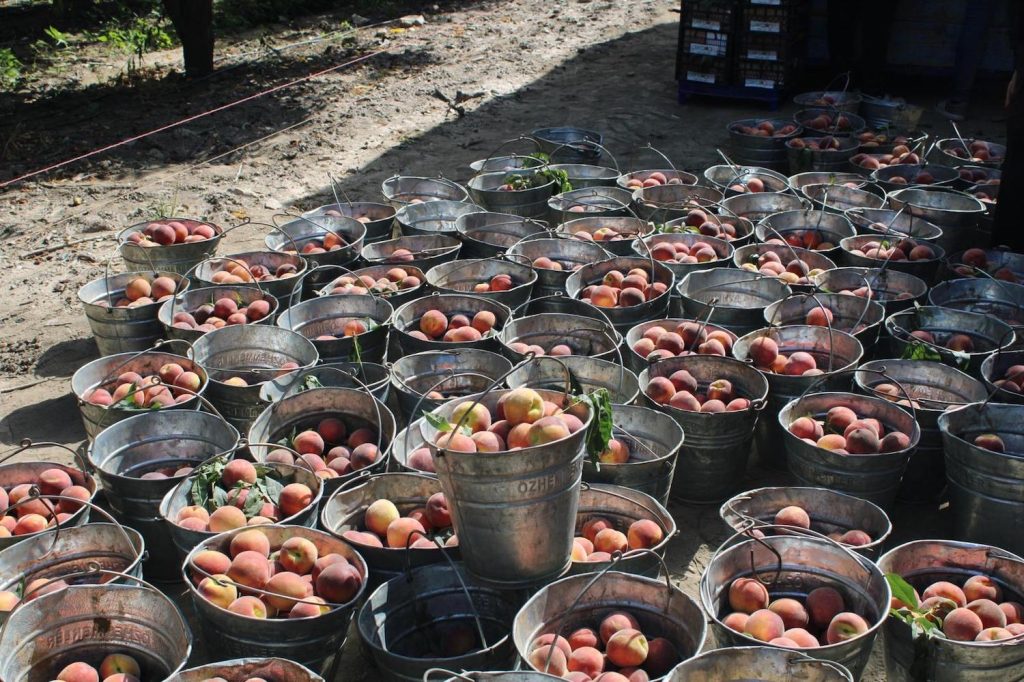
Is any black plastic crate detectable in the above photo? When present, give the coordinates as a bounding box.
[681,0,737,33]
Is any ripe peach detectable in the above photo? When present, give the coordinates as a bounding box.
[788,417,822,440]
[774,506,810,529]
[923,581,967,608]
[208,506,246,533]
[944,607,984,641]
[999,601,1024,624]
[425,492,451,528]
[568,627,599,650]
[723,611,749,632]
[826,612,869,644]
[278,483,314,518]
[568,646,604,677]
[782,352,817,375]
[38,468,73,496]
[606,628,648,667]
[748,336,780,368]
[0,590,19,612]
[56,662,100,682]
[769,598,809,629]
[451,400,491,434]
[14,514,48,535]
[230,529,272,558]
[973,434,1005,452]
[599,438,630,464]
[98,655,140,681]
[707,378,733,402]
[745,609,786,642]
[227,595,268,618]
[816,434,847,451]
[419,310,448,338]
[342,530,384,547]
[824,406,857,433]
[667,391,700,412]
[967,599,1007,629]
[279,536,318,574]
[364,499,400,536]
[729,577,770,614]
[177,505,210,524]
[962,575,1002,603]
[503,387,545,425]
[627,519,663,549]
[976,627,1013,641]
[290,595,330,618]
[845,427,880,454]
[594,528,628,554]
[645,376,676,405]
[386,517,426,548]
[229,550,272,590]
[528,645,568,677]
[784,628,820,648]
[600,611,640,643]
[807,587,845,629]
[198,574,239,609]
[315,561,362,603]
[583,517,614,544]
[1009,623,1024,635]
[192,549,232,579]
[55,485,91,514]
[263,571,307,611]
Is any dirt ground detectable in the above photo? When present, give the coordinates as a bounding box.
[0,0,1013,678]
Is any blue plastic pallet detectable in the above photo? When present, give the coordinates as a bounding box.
[677,80,784,110]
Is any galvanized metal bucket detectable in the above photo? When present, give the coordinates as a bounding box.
[624,317,738,373]
[506,354,640,406]
[158,285,280,344]
[812,266,928,315]
[788,172,869,193]
[71,348,208,440]
[981,348,1024,405]
[118,217,223,274]
[838,235,944,281]
[184,524,366,675]
[720,486,892,559]
[786,137,861,174]
[497,313,621,364]
[303,201,397,244]
[390,349,513,421]
[794,90,863,114]
[617,168,699,191]
[640,355,769,504]
[362,234,463,273]
[703,165,791,196]
[455,211,550,258]
[248,386,396,498]
[666,646,854,681]
[392,293,511,355]
[579,404,682,505]
[929,278,1024,348]
[632,184,724,223]
[885,306,1014,378]
[470,155,545,174]
[426,258,537,311]
[88,410,240,581]
[801,184,886,215]
[887,187,987,255]
[359,562,520,682]
[870,163,959,193]
[756,209,856,262]
[424,671,563,682]
[878,539,1024,681]
[932,137,1006,169]
[191,324,319,432]
[168,658,324,682]
[192,251,307,303]
[320,472,457,588]
[564,256,675,335]
[735,326,864,469]
[763,292,885,353]
[677,269,792,337]
[261,361,390,403]
[633,233,734,298]
[79,270,188,356]
[844,207,944,242]
[389,420,434,476]
[160,460,323,563]
[855,359,987,503]
[382,176,470,208]
[663,212,756,248]
[938,402,1024,556]
[701,531,889,680]
[733,242,837,292]
[567,483,676,577]
[793,108,867,137]
[467,171,557,219]
[557,216,654,257]
[720,193,806,225]
[779,391,920,508]
[514,566,707,675]
[395,200,483,237]
[728,118,805,170]
[318,263,427,310]
[420,387,592,587]
[547,186,634,225]
[0,582,192,680]
[944,247,1024,282]
[507,235,612,298]
[549,162,620,189]
[532,126,603,163]
[265,214,366,292]
[276,293,393,364]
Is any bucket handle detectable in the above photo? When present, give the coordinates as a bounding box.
[545,139,618,171]
[0,492,142,575]
[509,292,616,330]
[475,136,545,173]
[82,339,195,398]
[84,374,229,426]
[279,365,376,401]
[191,255,272,295]
[404,370,507,457]
[536,548,673,675]
[0,439,91,475]
[396,530,489,652]
[790,655,857,678]
[979,328,1021,409]
[625,143,681,176]
[220,217,303,254]
[422,670,476,682]
[579,482,673,538]
[701,522,787,610]
[794,365,920,424]
[762,291,837,373]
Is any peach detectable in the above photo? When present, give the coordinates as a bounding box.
[723,611,749,632]
[1009,623,1024,635]
[645,376,676,405]
[98,655,140,680]
[569,627,599,650]
[290,595,330,618]
[364,499,400,536]
[472,310,497,334]
[748,336,779,368]
[38,468,73,496]
[503,387,545,425]
[627,519,663,549]
[208,506,246,533]
[825,406,857,433]
[420,310,448,338]
[198,574,238,609]
[973,434,1005,452]
[343,530,384,547]
[178,506,210,524]
[773,507,811,533]
[229,550,272,590]
[192,549,232,579]
[528,645,568,676]
[880,432,911,453]
[839,530,872,546]
[435,431,478,453]
[56,662,100,682]
[594,528,628,554]
[967,598,1007,629]
[264,571,307,611]
[599,438,630,464]
[315,561,362,603]
[568,646,604,677]
[228,595,268,618]
[783,352,817,376]
[230,529,271,558]
[386,517,426,548]
[600,611,640,643]
[976,627,1014,641]
[826,612,869,644]
[845,427,880,454]
[451,400,492,433]
[606,628,648,667]
[807,587,845,629]
[280,536,319,574]
[279,483,314,517]
[582,517,614,544]
[769,598,809,629]
[0,590,19,612]
[14,514,47,535]
[729,577,770,614]
[788,417,822,440]
[944,607,984,641]
[999,601,1024,624]
[923,581,967,608]
[784,628,820,648]
[425,492,451,528]
[816,434,846,451]
[745,609,786,642]
[806,307,834,327]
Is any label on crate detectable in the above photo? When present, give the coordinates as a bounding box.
[747,49,778,61]
[745,77,776,89]
[687,71,716,84]
[691,18,721,31]
[750,20,781,32]
[690,43,724,56]
[751,0,781,5]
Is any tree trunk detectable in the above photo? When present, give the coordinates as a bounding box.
[162,0,214,77]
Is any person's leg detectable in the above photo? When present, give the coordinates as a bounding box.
[939,0,996,120]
